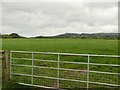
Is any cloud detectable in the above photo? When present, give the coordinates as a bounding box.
[2,2,118,37]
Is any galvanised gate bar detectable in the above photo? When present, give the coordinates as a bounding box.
[10,50,120,89]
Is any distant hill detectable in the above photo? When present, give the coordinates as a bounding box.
[1,32,120,39]
[53,33,120,39]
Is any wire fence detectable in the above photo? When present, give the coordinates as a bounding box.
[10,50,120,89]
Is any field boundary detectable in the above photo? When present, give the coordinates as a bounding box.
[10,50,120,89]
[0,50,9,83]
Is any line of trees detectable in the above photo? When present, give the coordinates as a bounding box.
[0,33,120,39]
[0,33,24,38]
[53,33,120,39]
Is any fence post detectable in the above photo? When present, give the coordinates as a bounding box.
[31,52,34,85]
[87,55,90,90]
[2,50,9,83]
[10,50,12,79]
[57,54,60,89]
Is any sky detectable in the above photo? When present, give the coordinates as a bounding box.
[1,1,118,37]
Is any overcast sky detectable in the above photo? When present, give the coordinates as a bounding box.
[2,1,118,37]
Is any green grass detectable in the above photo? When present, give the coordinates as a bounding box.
[1,38,120,89]
[2,38,118,54]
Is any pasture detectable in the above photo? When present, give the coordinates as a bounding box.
[2,38,119,55]
[1,38,120,89]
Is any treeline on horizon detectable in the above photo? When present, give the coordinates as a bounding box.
[0,33,120,39]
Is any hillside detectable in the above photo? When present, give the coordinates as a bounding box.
[53,33,120,39]
[1,33,120,39]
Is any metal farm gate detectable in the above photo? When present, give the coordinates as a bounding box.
[10,50,120,89]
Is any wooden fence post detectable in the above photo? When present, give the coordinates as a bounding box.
[2,50,9,83]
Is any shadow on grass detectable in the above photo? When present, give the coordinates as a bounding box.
[2,81,57,90]
[2,81,119,90]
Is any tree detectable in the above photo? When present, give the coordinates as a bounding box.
[9,33,21,38]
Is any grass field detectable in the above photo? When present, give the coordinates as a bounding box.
[2,38,119,55]
[1,38,120,89]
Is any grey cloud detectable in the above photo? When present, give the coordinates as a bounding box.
[2,2,118,37]
[84,2,117,9]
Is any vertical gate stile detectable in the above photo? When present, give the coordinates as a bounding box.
[10,50,12,79]
[31,52,34,85]
[57,54,60,89]
[87,55,90,89]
